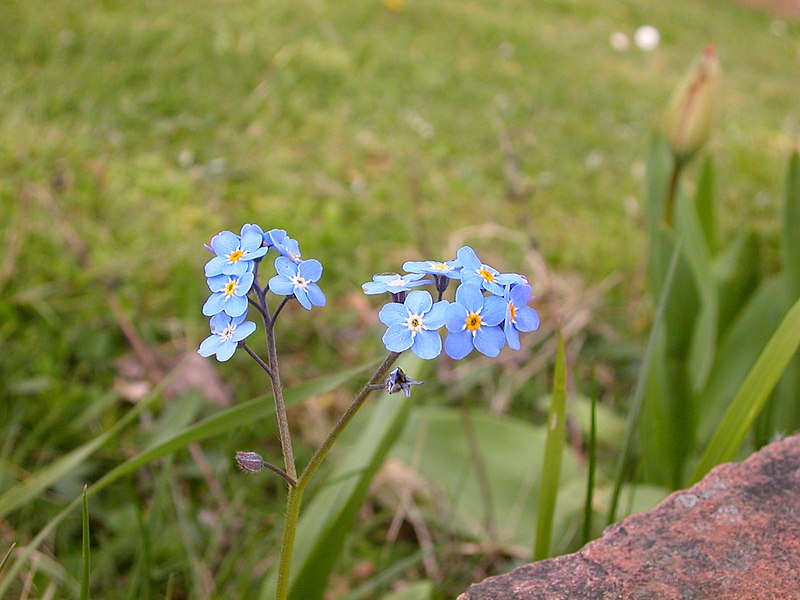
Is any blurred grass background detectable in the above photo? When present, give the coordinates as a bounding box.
[1,0,799,597]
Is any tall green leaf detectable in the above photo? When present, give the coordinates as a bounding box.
[694,156,717,254]
[534,331,567,561]
[690,294,800,483]
[784,152,800,298]
[80,485,90,600]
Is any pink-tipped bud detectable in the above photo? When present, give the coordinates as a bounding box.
[663,46,721,161]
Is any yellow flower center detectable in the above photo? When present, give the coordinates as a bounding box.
[509,302,517,322]
[478,268,494,282]
[228,249,245,263]
[224,279,238,297]
[432,263,450,272]
[466,312,482,332]
[406,315,423,332]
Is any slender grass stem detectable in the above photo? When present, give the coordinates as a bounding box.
[243,343,274,378]
[275,351,401,600]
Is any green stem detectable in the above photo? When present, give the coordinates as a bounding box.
[664,158,684,227]
[275,351,401,600]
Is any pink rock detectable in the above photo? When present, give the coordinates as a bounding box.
[459,433,800,599]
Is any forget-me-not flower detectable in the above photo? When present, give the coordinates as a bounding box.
[266,229,302,263]
[444,284,506,359]
[268,257,326,310]
[502,284,540,350]
[203,271,254,317]
[362,273,431,299]
[379,290,448,359]
[456,246,523,296]
[403,258,462,296]
[204,225,268,278]
[198,312,256,362]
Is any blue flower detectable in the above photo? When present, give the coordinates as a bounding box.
[268,257,326,310]
[379,290,448,359]
[266,229,302,262]
[362,273,431,296]
[204,225,268,277]
[198,312,256,362]
[456,246,522,296]
[503,284,540,350]
[402,259,462,279]
[444,284,506,359]
[202,271,254,317]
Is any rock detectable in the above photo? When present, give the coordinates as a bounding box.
[459,433,800,599]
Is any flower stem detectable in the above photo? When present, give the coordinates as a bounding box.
[275,351,401,600]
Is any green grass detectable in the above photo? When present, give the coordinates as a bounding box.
[1,0,798,597]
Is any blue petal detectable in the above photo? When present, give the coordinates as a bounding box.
[402,260,430,274]
[481,295,506,326]
[206,274,229,292]
[275,256,297,277]
[412,329,442,359]
[294,286,312,310]
[504,321,521,350]
[246,246,268,260]
[211,231,239,255]
[445,329,473,360]
[424,300,449,329]
[455,284,484,313]
[510,283,532,305]
[474,325,505,357]
[298,259,323,282]
[198,335,223,357]
[379,302,408,326]
[204,256,229,277]
[230,320,257,342]
[362,281,388,295]
[236,272,255,295]
[456,246,481,270]
[216,340,237,362]
[223,295,248,317]
[240,226,264,251]
[202,293,226,316]
[306,283,326,307]
[482,279,507,297]
[267,229,287,246]
[382,323,414,352]
[268,275,295,296]
[515,306,540,332]
[404,290,433,315]
[445,302,468,332]
[209,312,232,332]
[221,260,249,277]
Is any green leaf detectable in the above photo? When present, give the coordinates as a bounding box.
[691,294,800,484]
[379,581,434,600]
[644,135,676,233]
[714,231,761,339]
[698,277,788,442]
[534,330,568,561]
[784,152,800,298]
[581,388,597,546]
[0,542,15,575]
[609,240,681,522]
[80,485,90,600]
[260,358,417,600]
[694,156,717,253]
[675,191,718,394]
[0,364,371,598]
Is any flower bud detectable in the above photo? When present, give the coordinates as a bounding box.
[662,46,720,162]
[235,451,266,473]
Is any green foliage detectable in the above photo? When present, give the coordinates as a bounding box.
[637,139,800,491]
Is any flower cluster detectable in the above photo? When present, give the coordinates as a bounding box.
[364,246,539,360]
[198,225,326,361]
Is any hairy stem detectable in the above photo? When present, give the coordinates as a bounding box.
[275,351,401,600]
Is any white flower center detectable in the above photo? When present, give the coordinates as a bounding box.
[406,314,424,333]
[388,278,406,288]
[220,324,235,341]
[291,275,309,290]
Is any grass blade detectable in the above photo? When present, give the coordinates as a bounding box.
[80,485,90,600]
[608,240,681,524]
[0,542,15,575]
[0,364,371,598]
[534,330,567,561]
[695,156,717,254]
[581,381,597,546]
[785,152,800,298]
[690,294,800,483]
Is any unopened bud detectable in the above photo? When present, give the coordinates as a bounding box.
[235,451,266,473]
[385,367,423,398]
[662,46,720,162]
